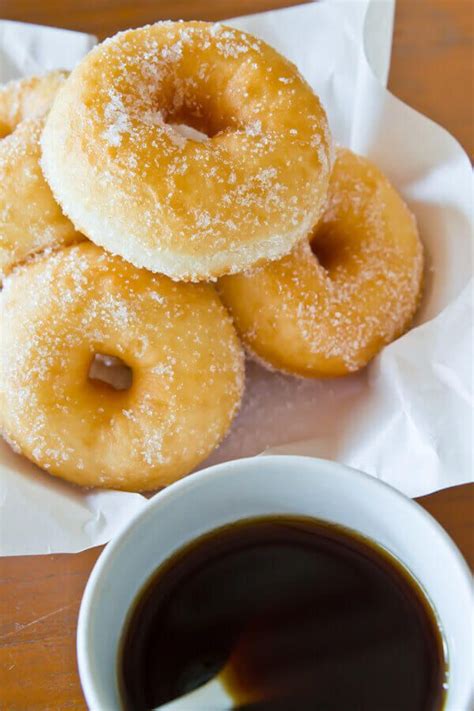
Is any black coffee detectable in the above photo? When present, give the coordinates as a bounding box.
[119,516,447,710]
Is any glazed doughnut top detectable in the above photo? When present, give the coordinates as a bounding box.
[41,21,332,280]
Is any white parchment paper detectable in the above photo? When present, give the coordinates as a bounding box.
[0,1,472,555]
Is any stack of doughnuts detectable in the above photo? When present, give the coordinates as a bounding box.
[0,22,423,492]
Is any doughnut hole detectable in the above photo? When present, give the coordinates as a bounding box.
[161,102,221,141]
[153,73,241,140]
[309,226,353,275]
[88,353,133,391]
[0,120,11,139]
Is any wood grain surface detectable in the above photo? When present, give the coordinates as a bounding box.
[1,1,473,708]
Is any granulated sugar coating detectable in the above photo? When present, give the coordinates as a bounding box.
[0,72,80,280]
[0,72,67,132]
[218,148,424,377]
[40,21,331,281]
[0,242,244,491]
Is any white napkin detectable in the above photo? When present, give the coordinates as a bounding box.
[0,0,472,555]
[0,20,96,80]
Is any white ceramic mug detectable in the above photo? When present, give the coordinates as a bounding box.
[77,455,473,710]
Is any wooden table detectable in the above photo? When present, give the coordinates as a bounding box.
[1,1,473,708]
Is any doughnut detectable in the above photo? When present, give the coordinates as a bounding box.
[0,242,244,491]
[0,72,65,132]
[218,148,423,377]
[41,21,332,281]
[0,72,80,279]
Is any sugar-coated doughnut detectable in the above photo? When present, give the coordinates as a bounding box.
[0,72,80,279]
[41,21,331,281]
[0,242,244,491]
[218,148,423,377]
[0,72,65,132]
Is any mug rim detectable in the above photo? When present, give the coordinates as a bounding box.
[77,454,473,710]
